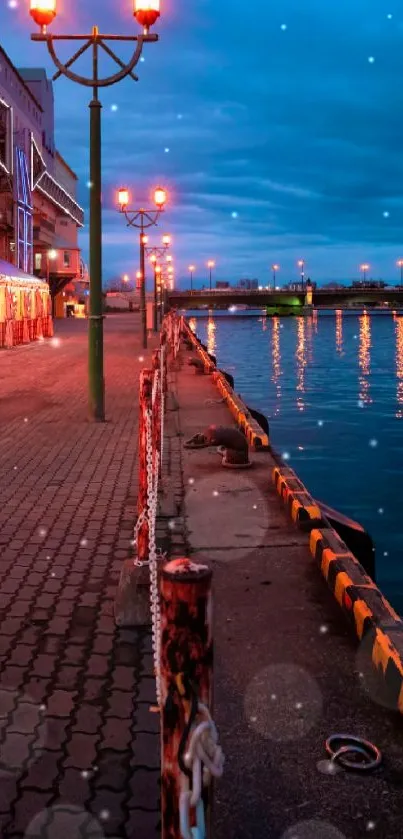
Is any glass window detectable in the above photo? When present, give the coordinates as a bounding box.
[35,253,42,271]
[63,251,71,268]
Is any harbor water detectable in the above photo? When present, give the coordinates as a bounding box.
[189,308,403,613]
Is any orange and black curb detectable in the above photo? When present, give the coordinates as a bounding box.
[182,320,269,450]
[271,460,403,712]
[272,464,323,528]
[310,527,403,713]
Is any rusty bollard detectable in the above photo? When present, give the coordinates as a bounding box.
[160,557,213,839]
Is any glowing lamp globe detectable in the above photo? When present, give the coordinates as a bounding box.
[155,265,162,274]
[150,254,157,264]
[162,234,171,246]
[30,0,57,28]
[134,0,160,30]
[142,235,149,245]
[118,187,130,209]
[154,187,166,208]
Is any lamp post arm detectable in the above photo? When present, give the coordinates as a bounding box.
[32,32,154,89]
[99,39,139,82]
[122,208,163,229]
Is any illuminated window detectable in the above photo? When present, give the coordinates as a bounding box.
[35,253,42,271]
[63,251,70,268]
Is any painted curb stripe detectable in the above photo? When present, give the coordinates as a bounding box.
[310,526,403,713]
[183,321,269,449]
[272,466,322,527]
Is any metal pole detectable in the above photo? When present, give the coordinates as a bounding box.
[401,265,402,287]
[88,66,105,421]
[153,266,158,332]
[160,557,213,839]
[209,268,212,290]
[190,271,193,292]
[272,269,275,291]
[140,223,147,349]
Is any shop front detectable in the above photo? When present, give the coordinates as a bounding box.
[0,259,53,348]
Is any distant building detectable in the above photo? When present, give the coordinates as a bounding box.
[216,281,230,289]
[238,279,258,290]
[0,46,84,316]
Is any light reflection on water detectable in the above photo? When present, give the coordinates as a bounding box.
[190,308,403,609]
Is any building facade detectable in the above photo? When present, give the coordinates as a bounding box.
[0,46,84,313]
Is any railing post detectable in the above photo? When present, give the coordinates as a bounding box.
[160,557,213,839]
[114,368,154,627]
[137,368,153,565]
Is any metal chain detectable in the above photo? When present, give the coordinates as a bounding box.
[179,702,225,839]
[145,406,161,706]
[160,343,165,469]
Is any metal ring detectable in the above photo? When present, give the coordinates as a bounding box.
[325,734,382,772]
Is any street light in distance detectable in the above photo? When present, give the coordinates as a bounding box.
[207,260,215,290]
[188,264,195,292]
[272,263,279,290]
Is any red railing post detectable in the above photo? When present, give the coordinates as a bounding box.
[160,557,213,839]
[137,369,153,565]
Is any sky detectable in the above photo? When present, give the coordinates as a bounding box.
[2,0,403,287]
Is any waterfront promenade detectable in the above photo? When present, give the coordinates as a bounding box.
[0,315,159,838]
[2,313,403,837]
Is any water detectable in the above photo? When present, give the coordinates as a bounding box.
[188,308,403,611]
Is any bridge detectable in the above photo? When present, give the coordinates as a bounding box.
[168,287,403,309]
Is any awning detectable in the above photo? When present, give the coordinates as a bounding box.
[0,258,49,290]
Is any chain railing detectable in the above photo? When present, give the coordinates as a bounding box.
[134,313,222,839]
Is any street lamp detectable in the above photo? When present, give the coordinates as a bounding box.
[272,263,279,290]
[397,260,403,286]
[188,264,195,292]
[207,260,215,291]
[144,234,171,331]
[29,0,160,422]
[298,259,305,288]
[360,263,370,283]
[117,185,167,347]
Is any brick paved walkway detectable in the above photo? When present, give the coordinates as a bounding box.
[0,315,160,838]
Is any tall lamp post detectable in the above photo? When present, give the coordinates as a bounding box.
[298,259,305,289]
[397,259,403,286]
[29,0,161,422]
[272,263,279,291]
[145,235,171,331]
[118,186,167,349]
[188,264,195,292]
[360,263,370,283]
[207,260,215,291]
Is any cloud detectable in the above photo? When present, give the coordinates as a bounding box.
[3,0,403,283]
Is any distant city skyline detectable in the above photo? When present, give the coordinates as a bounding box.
[3,1,403,284]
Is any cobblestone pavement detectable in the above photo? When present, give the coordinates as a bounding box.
[0,315,160,838]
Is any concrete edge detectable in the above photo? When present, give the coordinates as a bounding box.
[270,458,403,713]
[182,319,270,450]
[309,526,403,713]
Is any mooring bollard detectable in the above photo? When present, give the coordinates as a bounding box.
[160,557,214,839]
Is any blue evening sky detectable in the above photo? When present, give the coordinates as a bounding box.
[2,0,403,287]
